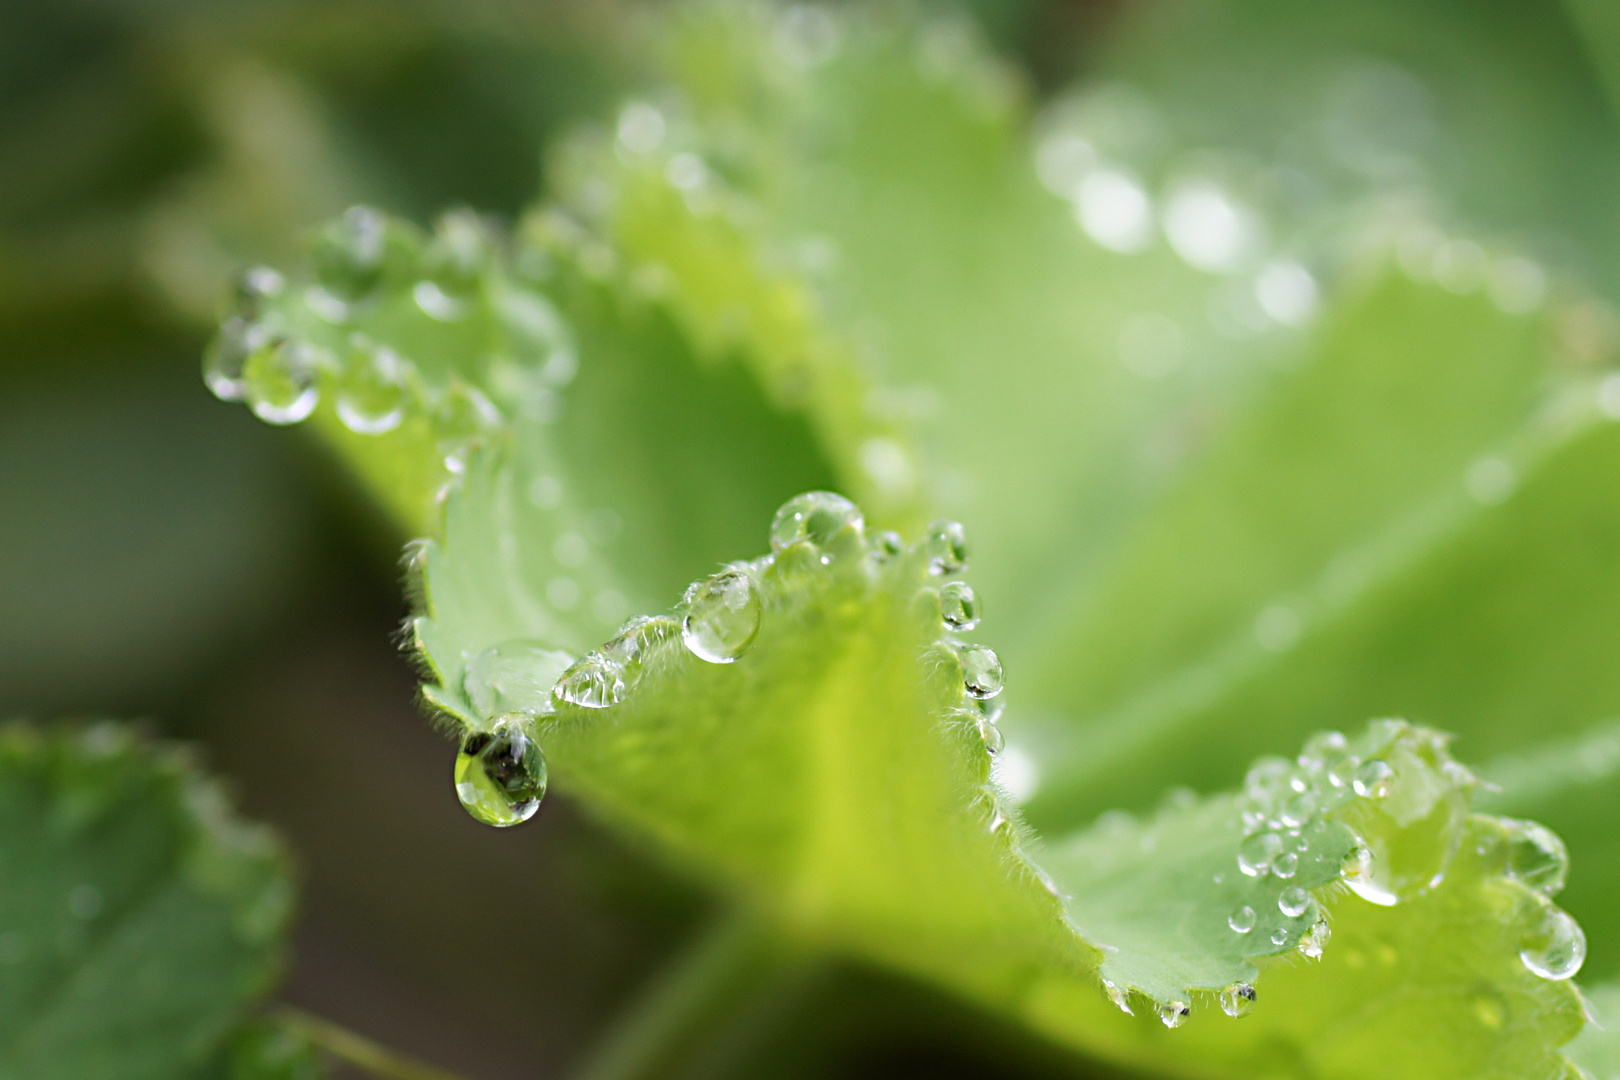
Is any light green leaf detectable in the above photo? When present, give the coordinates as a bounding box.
[1569,979,1620,1080]
[0,721,294,1080]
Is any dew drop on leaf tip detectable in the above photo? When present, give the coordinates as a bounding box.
[682,570,761,664]
[926,520,969,575]
[1219,983,1256,1018]
[1157,1001,1191,1029]
[554,653,627,709]
[1102,980,1132,1015]
[455,716,547,827]
[939,581,980,630]
[769,491,864,553]
[1519,904,1585,980]
[953,642,1003,699]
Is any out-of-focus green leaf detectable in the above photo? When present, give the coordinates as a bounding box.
[1569,979,1620,1079]
[0,721,295,1080]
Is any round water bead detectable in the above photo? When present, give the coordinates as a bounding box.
[770,492,864,552]
[1353,758,1394,798]
[243,338,322,425]
[415,209,490,320]
[1299,916,1331,959]
[1502,818,1569,897]
[336,338,409,435]
[455,716,547,826]
[682,570,762,663]
[463,640,573,718]
[602,616,681,675]
[1237,831,1284,877]
[554,653,627,709]
[1157,1001,1190,1029]
[925,520,969,575]
[204,318,275,402]
[869,530,905,560]
[939,581,981,630]
[1519,904,1585,980]
[1271,851,1299,879]
[976,715,1004,754]
[1278,886,1312,918]
[1219,983,1256,1018]
[309,205,394,320]
[1228,905,1257,934]
[953,643,1004,699]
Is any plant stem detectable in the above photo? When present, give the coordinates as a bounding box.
[569,907,811,1080]
[277,1005,475,1080]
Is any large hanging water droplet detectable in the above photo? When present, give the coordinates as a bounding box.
[1502,818,1569,897]
[463,640,572,718]
[243,338,322,425]
[1219,983,1256,1018]
[939,581,981,630]
[554,653,627,709]
[1237,831,1283,877]
[1157,1001,1191,1029]
[769,492,864,552]
[1519,904,1585,980]
[1227,905,1256,934]
[455,716,546,826]
[1299,916,1331,959]
[953,643,1003,699]
[336,337,409,435]
[925,520,968,575]
[204,318,276,402]
[1278,887,1312,918]
[682,570,761,663]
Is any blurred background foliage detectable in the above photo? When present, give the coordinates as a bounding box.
[6,0,1620,1077]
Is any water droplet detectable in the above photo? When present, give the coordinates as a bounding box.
[204,318,275,402]
[1157,1001,1191,1029]
[953,643,1003,699]
[436,381,502,466]
[309,206,392,321]
[244,338,322,425]
[939,581,981,630]
[870,531,905,560]
[1502,818,1569,897]
[554,653,627,709]
[1519,904,1585,980]
[682,570,761,663]
[415,209,490,321]
[1278,887,1312,918]
[337,338,408,434]
[1270,927,1289,946]
[1271,851,1299,879]
[1277,792,1315,829]
[1228,905,1256,934]
[976,715,1004,754]
[770,492,864,552]
[231,265,285,320]
[455,716,546,826]
[988,807,1011,835]
[1238,831,1283,877]
[1219,983,1256,1018]
[1299,916,1330,959]
[1102,980,1133,1015]
[463,640,572,718]
[602,616,681,676]
[1353,758,1393,798]
[925,520,969,575]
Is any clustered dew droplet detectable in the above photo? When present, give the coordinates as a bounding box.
[682,570,762,664]
[455,715,547,827]
[1519,903,1586,981]
[769,491,864,552]
[939,581,981,630]
[1219,982,1256,1018]
[554,653,628,709]
[954,642,1004,700]
[925,519,969,575]
[1157,1001,1191,1029]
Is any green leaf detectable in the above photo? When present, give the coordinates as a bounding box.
[0,721,294,1080]
[1569,979,1620,1080]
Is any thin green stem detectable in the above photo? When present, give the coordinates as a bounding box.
[569,908,809,1080]
[276,1006,474,1080]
